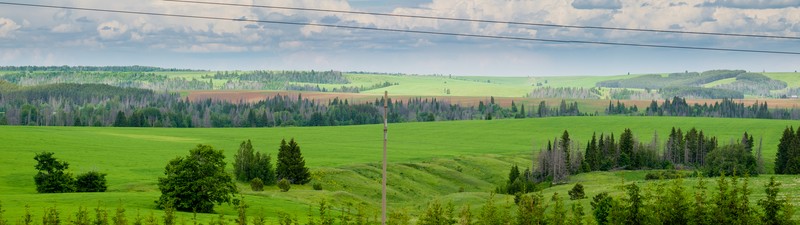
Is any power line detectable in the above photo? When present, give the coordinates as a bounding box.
[163,0,800,41]
[2,2,800,55]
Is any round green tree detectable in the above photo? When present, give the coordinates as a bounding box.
[33,152,76,193]
[75,171,107,192]
[157,144,237,213]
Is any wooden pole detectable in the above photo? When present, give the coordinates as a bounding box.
[382,91,388,225]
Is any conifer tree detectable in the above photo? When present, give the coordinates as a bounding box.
[276,138,311,184]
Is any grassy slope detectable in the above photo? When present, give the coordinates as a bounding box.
[703,77,738,87]
[1,117,798,222]
[765,72,800,87]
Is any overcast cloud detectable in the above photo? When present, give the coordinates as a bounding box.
[0,0,797,76]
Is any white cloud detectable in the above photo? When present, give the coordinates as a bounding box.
[52,23,81,33]
[175,43,247,53]
[0,17,21,38]
[97,20,128,40]
[279,41,305,49]
[1,48,21,61]
[701,0,800,9]
[300,24,325,37]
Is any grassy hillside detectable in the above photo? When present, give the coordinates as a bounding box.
[1,117,798,222]
[765,72,800,87]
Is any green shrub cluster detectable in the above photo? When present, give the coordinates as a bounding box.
[33,152,106,194]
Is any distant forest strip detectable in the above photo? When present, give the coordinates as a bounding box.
[595,70,789,98]
[0,67,388,93]
[0,65,199,72]
[604,96,800,119]
[0,83,585,127]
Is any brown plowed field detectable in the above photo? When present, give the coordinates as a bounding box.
[187,90,800,111]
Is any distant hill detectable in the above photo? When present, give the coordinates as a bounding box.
[596,70,789,98]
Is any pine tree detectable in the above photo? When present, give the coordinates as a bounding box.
[758,176,794,225]
[787,128,800,174]
[276,138,311,184]
[585,133,599,171]
[689,177,712,225]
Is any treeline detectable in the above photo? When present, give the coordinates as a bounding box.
[607,88,660,100]
[606,96,800,119]
[0,69,404,93]
[283,82,398,93]
[0,83,587,127]
[526,128,761,185]
[1,71,213,90]
[659,87,744,99]
[203,70,349,84]
[526,87,601,99]
[0,65,196,72]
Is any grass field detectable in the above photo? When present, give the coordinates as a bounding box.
[2,117,799,222]
[765,72,800,87]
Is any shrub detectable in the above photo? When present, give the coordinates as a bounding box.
[312,183,322,191]
[568,183,586,200]
[76,171,107,192]
[277,179,291,192]
[250,178,264,192]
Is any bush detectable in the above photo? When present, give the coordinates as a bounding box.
[250,178,264,192]
[278,179,291,192]
[312,183,322,191]
[75,171,107,192]
[568,183,586,200]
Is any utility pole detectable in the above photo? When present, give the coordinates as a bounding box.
[382,91,388,225]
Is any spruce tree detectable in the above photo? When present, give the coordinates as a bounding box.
[775,127,794,174]
[113,111,127,127]
[618,129,634,168]
[276,139,311,184]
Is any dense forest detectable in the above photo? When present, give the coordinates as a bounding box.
[0,83,584,127]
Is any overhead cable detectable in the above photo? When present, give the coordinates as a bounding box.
[164,0,800,40]
[2,2,799,55]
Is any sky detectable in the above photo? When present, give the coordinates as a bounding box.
[0,0,798,76]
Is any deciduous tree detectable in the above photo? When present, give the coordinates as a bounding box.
[34,152,76,193]
[156,144,237,213]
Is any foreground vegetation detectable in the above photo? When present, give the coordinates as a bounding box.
[2,117,799,222]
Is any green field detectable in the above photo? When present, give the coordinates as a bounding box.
[2,116,799,222]
[765,72,800,87]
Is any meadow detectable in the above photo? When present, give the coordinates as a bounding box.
[2,116,799,222]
